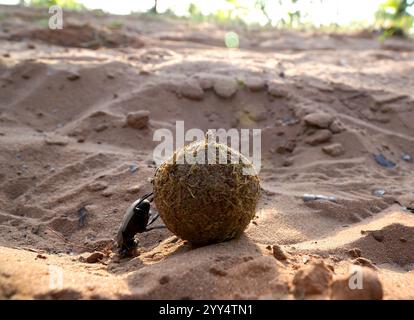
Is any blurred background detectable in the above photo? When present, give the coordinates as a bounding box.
[1,0,414,38]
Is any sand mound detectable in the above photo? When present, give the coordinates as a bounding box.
[9,23,145,49]
[349,224,414,267]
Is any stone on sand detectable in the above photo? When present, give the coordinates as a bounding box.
[276,140,296,154]
[322,143,345,157]
[347,248,362,258]
[126,110,150,129]
[305,129,332,146]
[85,251,104,263]
[94,123,108,133]
[195,73,215,90]
[213,77,238,98]
[87,181,108,192]
[247,111,268,122]
[330,267,383,300]
[353,257,377,270]
[244,76,266,91]
[66,71,80,81]
[44,136,69,146]
[180,80,204,100]
[268,82,288,98]
[127,185,141,194]
[303,112,334,129]
[292,261,333,298]
[329,120,343,133]
[282,158,294,167]
[272,245,287,261]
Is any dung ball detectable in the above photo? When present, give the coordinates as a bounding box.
[153,136,260,245]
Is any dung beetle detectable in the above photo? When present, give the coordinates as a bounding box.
[116,192,163,257]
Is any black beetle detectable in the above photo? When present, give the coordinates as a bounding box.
[116,192,163,257]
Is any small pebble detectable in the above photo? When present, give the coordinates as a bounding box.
[127,185,141,194]
[276,140,296,154]
[272,245,287,261]
[371,230,384,242]
[280,116,298,126]
[67,72,80,81]
[85,252,104,263]
[78,207,88,228]
[268,83,288,98]
[45,136,69,146]
[373,154,396,168]
[372,189,385,197]
[180,80,204,100]
[322,143,345,157]
[213,77,238,98]
[329,120,343,133]
[305,129,332,146]
[209,267,227,277]
[87,181,108,192]
[126,110,149,129]
[129,164,138,173]
[94,124,108,132]
[244,77,266,91]
[292,261,333,298]
[282,158,293,167]
[159,275,171,284]
[303,194,337,202]
[347,248,362,258]
[102,189,114,197]
[303,112,334,129]
[353,257,377,270]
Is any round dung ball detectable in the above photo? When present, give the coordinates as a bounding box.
[153,137,260,245]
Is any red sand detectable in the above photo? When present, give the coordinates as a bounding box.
[0,5,414,299]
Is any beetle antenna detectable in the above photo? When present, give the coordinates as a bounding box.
[140,192,154,202]
[134,192,154,209]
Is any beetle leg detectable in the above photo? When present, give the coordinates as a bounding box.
[147,212,159,226]
[144,225,166,232]
[119,238,139,257]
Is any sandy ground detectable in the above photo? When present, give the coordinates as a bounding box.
[0,5,414,300]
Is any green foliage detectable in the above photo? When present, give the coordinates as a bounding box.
[0,12,8,21]
[24,0,85,11]
[375,0,414,37]
[36,17,50,27]
[107,20,123,30]
[255,0,303,28]
[279,0,302,28]
[184,1,247,28]
[91,9,106,17]
[255,0,271,25]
